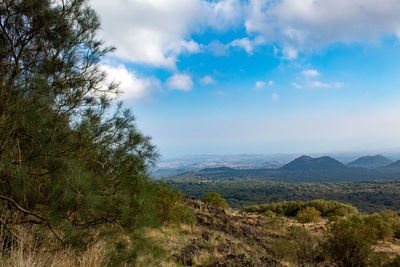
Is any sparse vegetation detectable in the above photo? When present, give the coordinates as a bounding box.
[296,206,321,223]
[326,216,376,266]
[203,192,228,209]
[243,199,358,218]
[270,226,323,265]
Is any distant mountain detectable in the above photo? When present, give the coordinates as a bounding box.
[280,155,347,171]
[348,155,392,168]
[170,155,400,182]
[385,160,400,168]
[200,167,235,172]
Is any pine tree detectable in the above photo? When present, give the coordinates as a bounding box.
[0,0,159,250]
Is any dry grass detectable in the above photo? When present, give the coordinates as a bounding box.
[144,224,200,251]
[0,225,107,267]
[373,242,400,258]
[136,224,201,266]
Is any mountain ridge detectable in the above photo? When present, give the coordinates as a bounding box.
[280,155,347,171]
[348,154,393,167]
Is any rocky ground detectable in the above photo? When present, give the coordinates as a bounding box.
[140,197,400,266]
[175,197,283,266]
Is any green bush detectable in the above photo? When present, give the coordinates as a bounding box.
[168,205,196,226]
[244,201,304,216]
[271,226,323,265]
[379,210,400,238]
[326,216,376,267]
[243,199,358,218]
[264,216,286,231]
[363,214,393,241]
[156,183,195,225]
[156,183,183,223]
[296,207,321,223]
[263,210,277,218]
[203,192,228,209]
[307,199,358,217]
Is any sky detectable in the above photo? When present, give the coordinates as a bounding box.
[90,0,400,158]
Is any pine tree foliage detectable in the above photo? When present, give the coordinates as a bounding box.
[0,0,159,248]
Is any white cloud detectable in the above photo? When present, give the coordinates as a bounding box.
[246,0,400,59]
[100,64,160,100]
[166,74,193,91]
[312,81,342,89]
[268,80,274,86]
[91,0,244,68]
[230,37,255,54]
[292,82,303,89]
[310,81,331,88]
[293,69,342,89]
[255,81,266,89]
[272,92,279,102]
[92,0,400,65]
[302,69,320,77]
[292,80,343,89]
[200,75,216,85]
[207,0,244,30]
[229,36,266,55]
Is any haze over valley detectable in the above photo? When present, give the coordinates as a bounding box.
[155,152,400,177]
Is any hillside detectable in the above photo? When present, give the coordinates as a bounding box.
[3,194,400,266]
[137,197,400,266]
[348,155,393,167]
[280,155,347,171]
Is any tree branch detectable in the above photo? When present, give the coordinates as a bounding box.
[0,194,45,221]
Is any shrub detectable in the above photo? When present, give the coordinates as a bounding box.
[379,210,400,238]
[326,216,376,267]
[307,199,358,217]
[271,226,323,265]
[243,199,358,218]
[203,193,228,209]
[363,214,393,241]
[385,255,400,267]
[263,210,277,218]
[296,207,321,223]
[264,216,286,231]
[155,183,195,225]
[168,205,196,226]
[156,183,183,223]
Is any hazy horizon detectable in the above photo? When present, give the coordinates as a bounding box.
[159,149,400,162]
[158,146,400,159]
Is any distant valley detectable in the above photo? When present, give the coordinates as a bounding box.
[163,154,400,183]
[165,154,400,213]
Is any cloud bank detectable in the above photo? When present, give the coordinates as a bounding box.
[92,0,243,68]
[246,0,400,58]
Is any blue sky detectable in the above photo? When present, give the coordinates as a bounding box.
[91,0,400,158]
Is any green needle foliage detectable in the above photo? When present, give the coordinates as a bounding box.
[0,0,160,254]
